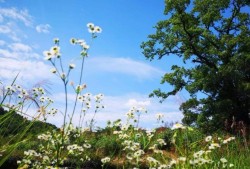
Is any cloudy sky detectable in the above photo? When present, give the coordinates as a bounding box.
[0,0,186,129]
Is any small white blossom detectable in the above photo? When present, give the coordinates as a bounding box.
[50,68,57,73]
[69,63,75,69]
[220,158,227,163]
[43,51,52,60]
[205,136,212,142]
[172,123,186,130]
[53,38,59,44]
[94,26,102,33]
[101,157,110,164]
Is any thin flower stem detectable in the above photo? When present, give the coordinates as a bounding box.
[79,55,85,85]
[60,80,68,164]
[62,81,68,128]
[70,57,85,125]
[90,109,98,131]
[59,57,64,73]
[70,36,95,127]
[136,113,141,128]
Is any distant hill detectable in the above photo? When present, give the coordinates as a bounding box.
[0,107,58,169]
[0,106,57,138]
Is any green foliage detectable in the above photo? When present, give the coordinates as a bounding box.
[0,108,56,139]
[93,133,122,156]
[141,0,250,131]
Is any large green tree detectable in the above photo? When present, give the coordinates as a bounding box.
[142,0,250,131]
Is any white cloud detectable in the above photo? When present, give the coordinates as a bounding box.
[0,8,34,41]
[0,42,52,83]
[0,49,15,58]
[0,25,11,33]
[99,93,183,128]
[36,24,51,33]
[87,57,164,79]
[0,57,52,83]
[0,14,3,22]
[44,92,183,129]
[0,23,21,42]
[125,99,151,108]
[0,8,33,26]
[8,43,32,52]
[0,40,5,46]
[0,44,39,59]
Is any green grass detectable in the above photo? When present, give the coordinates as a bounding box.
[1,116,249,169]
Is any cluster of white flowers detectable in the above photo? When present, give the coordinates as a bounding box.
[147,157,177,169]
[70,38,90,56]
[87,23,102,34]
[37,132,52,141]
[157,138,166,146]
[77,93,105,112]
[19,124,94,168]
[39,96,53,103]
[43,46,61,60]
[47,108,58,115]
[146,129,155,140]
[187,137,235,168]
[67,144,84,155]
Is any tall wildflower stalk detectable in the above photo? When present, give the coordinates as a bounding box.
[41,23,102,166]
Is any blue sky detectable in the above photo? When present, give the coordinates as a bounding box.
[0,0,185,129]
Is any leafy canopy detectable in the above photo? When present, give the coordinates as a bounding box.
[141,0,250,131]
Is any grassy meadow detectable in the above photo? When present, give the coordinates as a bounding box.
[0,24,249,169]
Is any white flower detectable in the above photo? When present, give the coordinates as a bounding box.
[50,68,57,73]
[147,157,159,165]
[69,64,75,69]
[70,38,76,44]
[87,23,102,34]
[60,73,66,79]
[157,139,166,146]
[208,143,220,149]
[223,137,235,144]
[5,85,13,91]
[94,26,102,33]
[126,111,134,119]
[101,157,110,164]
[169,159,177,166]
[193,150,205,158]
[126,153,133,160]
[178,157,186,162]
[50,46,60,56]
[220,158,227,163]
[21,89,28,96]
[88,28,95,33]
[205,136,212,142]
[43,51,52,60]
[83,143,91,148]
[81,43,89,50]
[87,23,94,28]
[53,38,59,44]
[87,23,95,33]
[172,123,186,130]
[134,150,144,157]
